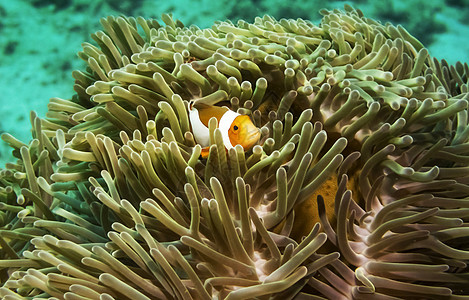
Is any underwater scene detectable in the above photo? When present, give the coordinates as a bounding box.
[1,0,469,298]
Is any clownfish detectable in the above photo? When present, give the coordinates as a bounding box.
[188,102,260,158]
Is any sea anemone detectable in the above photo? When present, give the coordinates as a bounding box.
[1,5,469,299]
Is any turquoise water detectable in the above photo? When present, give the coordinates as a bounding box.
[0,0,468,166]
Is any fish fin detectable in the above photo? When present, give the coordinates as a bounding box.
[198,105,229,127]
[200,146,210,159]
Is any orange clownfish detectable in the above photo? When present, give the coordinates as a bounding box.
[189,102,260,158]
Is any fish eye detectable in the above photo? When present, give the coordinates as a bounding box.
[233,125,238,130]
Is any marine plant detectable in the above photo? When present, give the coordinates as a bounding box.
[1,4,469,299]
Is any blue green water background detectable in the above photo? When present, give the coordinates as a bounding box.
[0,0,468,166]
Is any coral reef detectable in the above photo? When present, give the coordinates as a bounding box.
[1,5,469,299]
